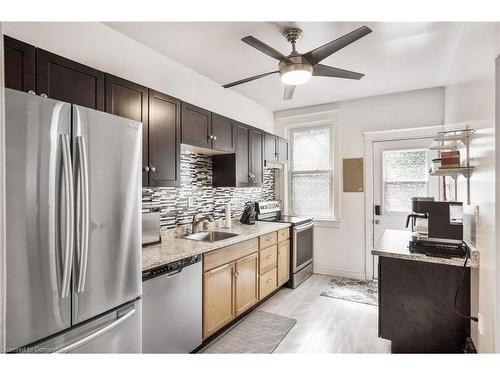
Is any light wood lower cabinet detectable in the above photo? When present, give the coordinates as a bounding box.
[203,230,289,339]
[203,262,235,339]
[234,253,259,316]
[277,239,290,286]
[259,268,277,299]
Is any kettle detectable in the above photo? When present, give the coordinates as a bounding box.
[240,201,257,225]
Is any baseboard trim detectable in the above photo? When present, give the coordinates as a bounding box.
[313,265,366,280]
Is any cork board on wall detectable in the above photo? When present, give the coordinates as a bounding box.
[343,158,364,192]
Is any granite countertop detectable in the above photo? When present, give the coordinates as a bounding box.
[372,229,479,268]
[142,220,291,271]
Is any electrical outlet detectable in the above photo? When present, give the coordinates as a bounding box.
[478,313,484,336]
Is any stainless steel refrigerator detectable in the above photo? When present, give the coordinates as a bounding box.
[5,89,142,353]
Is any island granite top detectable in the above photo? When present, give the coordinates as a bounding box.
[142,220,291,272]
[372,229,479,268]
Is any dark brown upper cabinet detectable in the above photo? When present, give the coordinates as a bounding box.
[249,127,264,186]
[277,137,289,163]
[264,133,278,163]
[148,90,181,187]
[3,35,36,93]
[211,113,235,152]
[37,49,104,110]
[181,102,212,149]
[181,103,236,152]
[104,74,149,186]
[213,122,251,187]
[235,123,251,187]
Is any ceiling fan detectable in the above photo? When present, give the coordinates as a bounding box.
[223,26,372,100]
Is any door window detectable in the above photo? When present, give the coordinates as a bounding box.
[382,149,428,212]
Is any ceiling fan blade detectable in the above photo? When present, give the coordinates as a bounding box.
[223,71,279,88]
[313,64,365,80]
[242,36,291,63]
[283,85,296,101]
[303,26,372,65]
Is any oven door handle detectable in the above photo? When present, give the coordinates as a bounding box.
[294,222,314,233]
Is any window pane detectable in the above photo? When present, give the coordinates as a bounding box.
[291,173,330,217]
[383,150,428,181]
[292,127,330,171]
[384,182,427,212]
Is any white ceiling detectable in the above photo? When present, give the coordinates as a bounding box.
[105,22,465,112]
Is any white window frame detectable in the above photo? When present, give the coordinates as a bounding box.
[276,113,341,226]
[381,148,429,213]
[289,124,334,219]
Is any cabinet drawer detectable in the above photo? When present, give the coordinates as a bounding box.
[203,238,258,271]
[259,245,277,275]
[259,268,277,300]
[259,232,277,249]
[278,228,290,242]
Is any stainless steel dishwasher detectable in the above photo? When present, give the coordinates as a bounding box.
[142,254,202,353]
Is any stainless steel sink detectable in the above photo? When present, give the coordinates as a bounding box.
[183,231,239,243]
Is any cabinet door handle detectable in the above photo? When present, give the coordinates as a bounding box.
[150,166,156,173]
[143,166,150,172]
[213,135,217,140]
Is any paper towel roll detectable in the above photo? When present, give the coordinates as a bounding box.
[225,203,232,228]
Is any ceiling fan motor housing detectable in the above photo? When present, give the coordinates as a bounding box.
[279,56,313,85]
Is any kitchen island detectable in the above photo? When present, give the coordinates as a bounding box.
[373,229,476,353]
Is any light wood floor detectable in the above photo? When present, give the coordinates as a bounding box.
[258,274,391,353]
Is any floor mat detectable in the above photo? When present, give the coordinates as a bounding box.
[199,310,297,354]
[320,276,378,306]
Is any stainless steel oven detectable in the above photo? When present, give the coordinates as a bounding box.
[292,221,314,287]
[255,201,314,288]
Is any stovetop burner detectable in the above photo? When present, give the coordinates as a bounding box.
[255,201,313,226]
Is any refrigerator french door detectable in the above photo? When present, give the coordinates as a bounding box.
[5,89,142,353]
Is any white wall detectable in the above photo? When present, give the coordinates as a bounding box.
[2,22,275,132]
[443,22,500,353]
[445,79,495,352]
[275,87,444,279]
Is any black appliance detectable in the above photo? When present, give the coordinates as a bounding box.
[407,197,465,258]
[240,201,257,225]
[255,201,314,288]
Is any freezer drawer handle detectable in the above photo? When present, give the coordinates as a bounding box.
[76,135,90,293]
[60,134,74,299]
[55,308,136,353]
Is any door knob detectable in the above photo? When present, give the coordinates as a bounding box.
[143,166,150,172]
[374,219,381,225]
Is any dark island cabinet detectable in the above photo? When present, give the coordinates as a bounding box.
[104,74,149,186]
[148,90,181,187]
[249,128,264,186]
[277,137,289,163]
[37,49,104,110]
[181,102,211,149]
[3,35,36,93]
[378,257,470,353]
[211,113,235,152]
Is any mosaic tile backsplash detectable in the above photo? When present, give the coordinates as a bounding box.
[142,151,276,228]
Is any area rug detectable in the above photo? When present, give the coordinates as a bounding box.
[320,277,378,306]
[198,310,297,354]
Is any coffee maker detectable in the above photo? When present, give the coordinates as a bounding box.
[406,197,466,257]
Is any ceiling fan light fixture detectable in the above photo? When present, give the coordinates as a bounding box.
[279,64,313,85]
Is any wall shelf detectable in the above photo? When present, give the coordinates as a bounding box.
[428,127,474,204]
[429,166,474,178]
